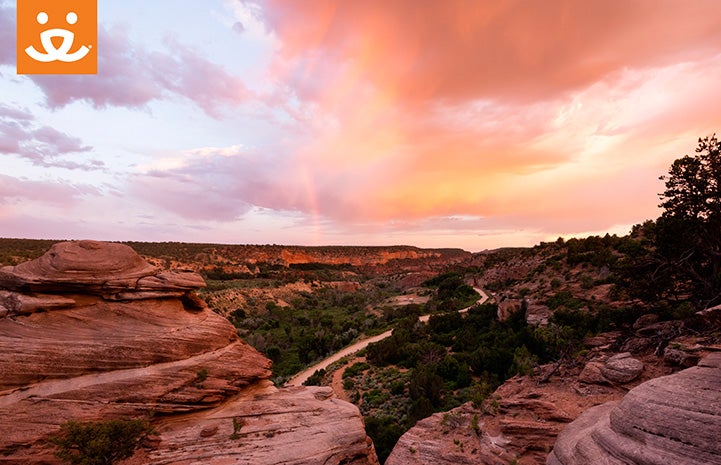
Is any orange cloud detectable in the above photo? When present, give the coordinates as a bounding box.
[264,0,721,104]
[247,0,721,238]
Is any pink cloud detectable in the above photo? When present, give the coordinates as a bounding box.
[128,148,279,221]
[262,0,721,105]
[28,26,251,117]
[0,104,99,170]
[0,3,14,65]
[0,174,100,205]
[230,0,721,237]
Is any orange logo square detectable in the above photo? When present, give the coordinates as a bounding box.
[17,0,97,74]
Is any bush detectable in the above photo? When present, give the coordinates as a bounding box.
[364,415,405,463]
[343,362,370,379]
[51,418,154,465]
[512,345,538,376]
[303,368,326,386]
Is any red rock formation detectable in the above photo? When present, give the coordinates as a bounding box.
[0,241,378,464]
[547,353,721,465]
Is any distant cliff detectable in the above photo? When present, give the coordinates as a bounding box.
[0,238,471,275]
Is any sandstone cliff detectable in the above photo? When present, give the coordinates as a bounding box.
[0,241,378,464]
[547,352,721,465]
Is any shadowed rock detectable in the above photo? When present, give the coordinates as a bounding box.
[548,353,721,465]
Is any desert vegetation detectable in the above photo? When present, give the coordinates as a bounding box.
[50,418,154,465]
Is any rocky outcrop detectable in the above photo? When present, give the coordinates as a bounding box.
[0,240,205,305]
[525,300,552,326]
[0,241,378,465]
[547,353,721,465]
[386,369,622,465]
[385,403,515,465]
[146,384,376,465]
[579,353,644,385]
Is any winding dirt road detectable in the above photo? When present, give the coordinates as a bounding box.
[286,287,489,386]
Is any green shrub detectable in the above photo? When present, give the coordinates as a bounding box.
[50,418,154,465]
[390,380,405,395]
[195,367,208,385]
[303,368,326,386]
[343,362,370,379]
[364,415,405,463]
[512,345,538,376]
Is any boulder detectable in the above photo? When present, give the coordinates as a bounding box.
[547,353,721,465]
[620,336,654,354]
[632,313,659,330]
[600,353,643,383]
[525,300,552,326]
[635,320,683,338]
[578,361,608,385]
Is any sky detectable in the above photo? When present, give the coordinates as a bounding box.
[2,0,721,251]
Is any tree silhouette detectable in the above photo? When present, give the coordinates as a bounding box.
[656,134,721,307]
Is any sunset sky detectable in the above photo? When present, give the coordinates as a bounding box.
[2,0,721,251]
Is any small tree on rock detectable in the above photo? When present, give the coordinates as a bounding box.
[51,418,154,465]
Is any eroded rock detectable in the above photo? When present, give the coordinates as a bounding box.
[548,353,721,465]
[148,385,377,465]
[0,241,205,308]
[0,242,378,465]
[525,300,552,326]
[579,361,608,385]
[386,372,615,465]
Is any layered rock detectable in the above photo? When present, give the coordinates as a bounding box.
[548,353,721,465]
[0,240,205,305]
[0,241,378,465]
[386,403,516,465]
[145,384,376,465]
[386,371,618,465]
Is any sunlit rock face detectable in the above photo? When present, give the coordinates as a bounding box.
[0,241,378,465]
[547,353,721,465]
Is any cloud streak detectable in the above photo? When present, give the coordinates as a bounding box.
[18,22,252,117]
[0,104,101,170]
[0,174,99,205]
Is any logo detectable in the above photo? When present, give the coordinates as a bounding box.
[17,0,97,74]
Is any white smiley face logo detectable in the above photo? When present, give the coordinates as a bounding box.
[25,11,91,63]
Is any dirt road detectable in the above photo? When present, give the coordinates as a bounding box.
[286,287,489,386]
